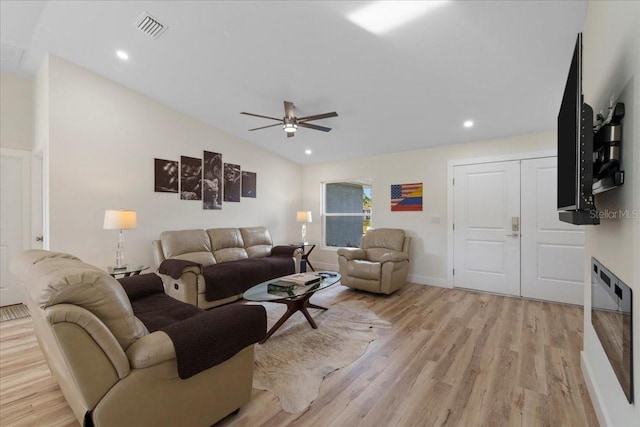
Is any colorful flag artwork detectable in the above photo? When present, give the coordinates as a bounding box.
[391,183,423,211]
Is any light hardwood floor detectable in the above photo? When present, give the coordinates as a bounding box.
[0,284,598,427]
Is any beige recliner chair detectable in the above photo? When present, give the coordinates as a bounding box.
[9,250,263,427]
[337,228,411,294]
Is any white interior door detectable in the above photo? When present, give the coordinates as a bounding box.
[1,152,28,306]
[453,161,521,296]
[521,157,585,305]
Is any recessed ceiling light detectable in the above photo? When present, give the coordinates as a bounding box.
[305,149,312,155]
[463,120,474,128]
[348,1,448,35]
[116,50,129,60]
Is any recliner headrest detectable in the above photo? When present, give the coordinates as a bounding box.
[9,250,146,350]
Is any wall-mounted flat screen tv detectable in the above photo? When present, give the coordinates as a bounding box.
[557,33,598,225]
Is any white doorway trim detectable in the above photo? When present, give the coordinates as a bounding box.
[32,145,49,250]
[0,148,31,251]
[445,149,556,289]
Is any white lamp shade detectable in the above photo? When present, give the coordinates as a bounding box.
[296,211,312,223]
[103,209,137,230]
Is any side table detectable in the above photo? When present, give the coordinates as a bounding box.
[107,265,149,278]
[291,242,316,272]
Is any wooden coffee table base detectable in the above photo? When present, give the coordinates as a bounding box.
[260,294,327,344]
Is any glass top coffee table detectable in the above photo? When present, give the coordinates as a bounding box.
[243,272,341,344]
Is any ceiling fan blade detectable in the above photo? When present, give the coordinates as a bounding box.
[240,112,282,121]
[298,122,332,132]
[287,131,295,138]
[298,112,338,122]
[248,123,282,131]
[284,101,294,118]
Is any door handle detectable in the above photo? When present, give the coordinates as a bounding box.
[506,233,519,237]
[35,236,44,242]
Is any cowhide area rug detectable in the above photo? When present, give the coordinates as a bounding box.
[250,298,391,413]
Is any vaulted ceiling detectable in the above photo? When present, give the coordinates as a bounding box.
[0,1,587,164]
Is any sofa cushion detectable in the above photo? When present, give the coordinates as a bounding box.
[160,229,216,266]
[119,274,203,333]
[362,228,405,252]
[9,250,146,350]
[207,228,249,262]
[347,259,381,280]
[202,257,295,302]
[240,227,273,258]
[162,304,266,379]
[118,273,266,380]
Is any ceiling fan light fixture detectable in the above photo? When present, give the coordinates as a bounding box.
[283,117,298,133]
[242,101,336,137]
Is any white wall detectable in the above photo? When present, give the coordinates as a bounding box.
[302,131,555,285]
[33,57,49,152]
[40,55,302,268]
[0,72,33,150]
[581,1,640,426]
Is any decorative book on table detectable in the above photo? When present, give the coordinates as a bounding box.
[279,273,321,286]
[268,280,296,292]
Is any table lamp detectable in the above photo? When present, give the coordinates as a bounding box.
[103,209,137,269]
[296,210,312,244]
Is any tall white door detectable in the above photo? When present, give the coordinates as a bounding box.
[453,161,521,296]
[521,157,585,305]
[1,154,26,306]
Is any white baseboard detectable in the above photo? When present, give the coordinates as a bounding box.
[308,261,338,273]
[408,274,452,288]
[581,351,609,427]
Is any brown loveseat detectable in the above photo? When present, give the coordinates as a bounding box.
[10,250,266,427]
[153,226,302,309]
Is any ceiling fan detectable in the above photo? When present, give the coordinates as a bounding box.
[241,101,338,138]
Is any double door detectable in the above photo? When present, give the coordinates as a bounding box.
[453,157,585,305]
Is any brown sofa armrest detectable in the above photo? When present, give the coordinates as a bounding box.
[118,273,165,301]
[337,248,366,260]
[158,259,202,279]
[161,304,266,379]
[270,245,300,257]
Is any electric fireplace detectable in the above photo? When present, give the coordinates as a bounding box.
[591,258,633,403]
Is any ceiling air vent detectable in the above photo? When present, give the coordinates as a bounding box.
[134,12,168,39]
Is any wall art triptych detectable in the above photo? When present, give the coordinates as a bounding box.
[154,151,256,210]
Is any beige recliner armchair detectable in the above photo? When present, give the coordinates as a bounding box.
[337,228,411,294]
[9,250,264,427]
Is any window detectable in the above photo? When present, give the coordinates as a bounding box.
[323,180,372,248]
